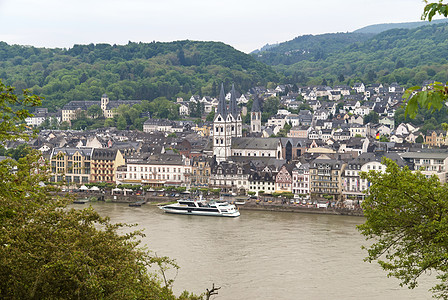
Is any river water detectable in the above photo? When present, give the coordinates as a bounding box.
[85,202,434,299]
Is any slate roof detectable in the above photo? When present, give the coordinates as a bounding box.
[216,83,227,118]
[92,148,118,161]
[251,95,261,113]
[232,137,279,150]
[51,147,93,158]
[62,101,98,110]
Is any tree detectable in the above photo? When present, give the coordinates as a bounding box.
[205,111,215,122]
[116,115,127,130]
[358,158,448,298]
[379,135,389,142]
[0,81,40,141]
[0,81,199,299]
[359,7,448,298]
[404,1,448,118]
[363,111,380,125]
[87,104,103,119]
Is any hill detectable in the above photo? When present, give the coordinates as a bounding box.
[353,18,448,34]
[256,22,448,87]
[252,32,374,65]
[0,40,279,111]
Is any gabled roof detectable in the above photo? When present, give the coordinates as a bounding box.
[232,137,279,150]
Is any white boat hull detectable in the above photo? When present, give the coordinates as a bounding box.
[160,199,240,217]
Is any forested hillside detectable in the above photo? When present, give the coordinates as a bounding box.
[0,40,278,111]
[252,33,374,65]
[256,23,448,87]
[353,18,448,34]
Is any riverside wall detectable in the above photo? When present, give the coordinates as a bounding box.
[238,202,364,217]
[66,191,364,217]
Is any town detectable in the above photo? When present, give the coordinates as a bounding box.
[14,80,447,209]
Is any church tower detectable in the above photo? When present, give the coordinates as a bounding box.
[213,83,242,163]
[213,84,230,163]
[250,95,262,133]
[101,94,109,117]
[228,84,242,138]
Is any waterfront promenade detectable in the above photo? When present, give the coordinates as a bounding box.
[66,190,364,217]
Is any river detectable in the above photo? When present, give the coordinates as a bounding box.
[85,202,434,299]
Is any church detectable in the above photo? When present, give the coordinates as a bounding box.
[213,84,242,163]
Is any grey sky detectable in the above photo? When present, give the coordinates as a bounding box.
[0,0,430,53]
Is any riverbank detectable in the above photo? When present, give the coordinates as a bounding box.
[238,201,364,217]
[66,191,364,217]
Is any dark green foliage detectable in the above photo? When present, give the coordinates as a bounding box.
[359,158,448,298]
[394,104,448,133]
[363,111,379,124]
[253,33,374,66]
[261,97,279,123]
[0,41,278,112]
[0,84,201,300]
[416,135,424,143]
[257,23,448,87]
[353,19,448,34]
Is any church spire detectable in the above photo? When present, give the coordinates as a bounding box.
[229,83,239,118]
[216,83,227,117]
[251,94,261,113]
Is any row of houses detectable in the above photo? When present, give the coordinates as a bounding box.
[39,130,448,202]
[25,81,407,128]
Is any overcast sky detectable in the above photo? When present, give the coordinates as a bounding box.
[0,0,431,53]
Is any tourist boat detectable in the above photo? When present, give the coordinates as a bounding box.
[160,198,240,217]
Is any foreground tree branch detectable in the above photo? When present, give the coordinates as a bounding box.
[358,158,448,298]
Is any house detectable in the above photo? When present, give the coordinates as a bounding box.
[309,155,346,201]
[342,152,405,201]
[49,148,93,185]
[307,100,321,111]
[25,108,61,127]
[288,126,311,138]
[238,94,249,104]
[389,83,404,93]
[349,123,367,137]
[343,100,361,111]
[248,167,276,196]
[425,130,446,147]
[314,86,332,98]
[395,123,418,136]
[275,164,294,193]
[353,82,365,93]
[209,162,250,194]
[116,154,191,188]
[143,119,184,133]
[328,91,342,101]
[90,148,125,184]
[303,90,317,101]
[379,116,395,129]
[333,85,351,96]
[292,163,310,197]
[267,115,287,128]
[390,134,404,143]
[189,156,212,188]
[179,103,189,116]
[314,109,329,120]
[62,101,98,122]
[400,152,448,183]
[189,95,200,102]
[353,106,370,116]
